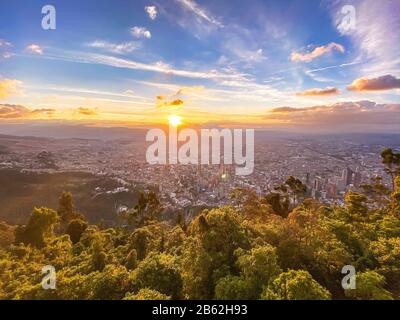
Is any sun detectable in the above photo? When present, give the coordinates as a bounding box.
[168,115,182,127]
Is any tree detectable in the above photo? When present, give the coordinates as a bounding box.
[14,207,59,248]
[126,191,163,227]
[91,236,107,271]
[124,288,170,300]
[368,237,400,291]
[263,192,290,217]
[360,176,391,207]
[125,249,138,270]
[345,271,393,300]
[58,192,84,225]
[381,148,400,191]
[345,192,368,221]
[285,176,307,205]
[215,275,253,300]
[229,188,270,218]
[261,269,331,300]
[131,252,182,299]
[0,221,15,247]
[128,224,167,260]
[65,219,88,244]
[88,265,130,300]
[390,176,400,216]
[181,207,250,299]
[235,245,281,299]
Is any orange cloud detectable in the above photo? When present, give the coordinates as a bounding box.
[75,107,98,116]
[271,106,318,113]
[347,75,400,91]
[156,96,184,108]
[0,104,55,118]
[0,79,23,99]
[290,42,345,62]
[155,86,203,108]
[266,101,400,130]
[176,86,204,95]
[296,87,340,96]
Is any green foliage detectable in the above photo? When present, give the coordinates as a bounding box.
[58,192,83,225]
[235,245,281,298]
[0,221,14,247]
[261,269,331,300]
[381,148,400,191]
[125,249,138,270]
[123,288,170,300]
[131,252,182,299]
[14,207,59,248]
[65,219,88,244]
[88,264,130,300]
[391,176,400,216]
[345,192,368,221]
[345,271,393,300]
[91,236,107,271]
[124,191,163,228]
[215,275,253,300]
[181,207,250,299]
[1,171,399,300]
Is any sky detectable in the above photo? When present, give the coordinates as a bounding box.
[0,0,399,132]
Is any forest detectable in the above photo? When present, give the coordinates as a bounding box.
[0,148,399,300]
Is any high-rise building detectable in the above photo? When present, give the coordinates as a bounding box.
[314,176,322,191]
[353,171,362,187]
[342,167,353,186]
[326,183,337,198]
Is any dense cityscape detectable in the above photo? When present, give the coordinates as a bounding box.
[1,132,398,217]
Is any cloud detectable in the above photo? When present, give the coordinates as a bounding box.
[347,74,400,92]
[123,89,135,96]
[175,0,223,27]
[87,40,141,54]
[221,40,267,65]
[155,85,205,108]
[290,42,345,62]
[296,87,340,96]
[266,101,400,131]
[271,106,311,113]
[145,6,157,20]
[161,0,223,39]
[175,85,204,95]
[130,26,152,39]
[2,52,14,59]
[304,61,362,82]
[75,107,98,116]
[26,44,43,55]
[0,79,23,99]
[29,108,56,116]
[329,0,400,75]
[0,39,13,59]
[0,39,11,47]
[44,50,248,82]
[156,96,184,108]
[0,104,55,118]
[157,96,184,107]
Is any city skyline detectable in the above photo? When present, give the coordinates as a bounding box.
[0,0,399,132]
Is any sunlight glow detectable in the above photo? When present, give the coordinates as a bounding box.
[168,115,182,127]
